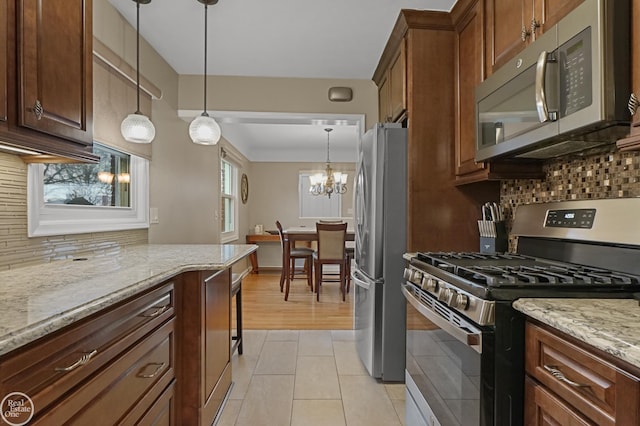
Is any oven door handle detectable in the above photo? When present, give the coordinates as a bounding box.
[402,284,483,354]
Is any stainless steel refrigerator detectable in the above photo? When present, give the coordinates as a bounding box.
[352,122,407,382]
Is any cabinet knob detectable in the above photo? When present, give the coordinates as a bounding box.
[521,25,530,42]
[33,99,44,120]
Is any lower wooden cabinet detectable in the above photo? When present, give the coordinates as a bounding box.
[176,269,232,426]
[0,281,176,424]
[525,321,640,426]
[0,268,235,426]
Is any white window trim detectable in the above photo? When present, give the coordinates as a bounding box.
[220,157,239,243]
[298,171,343,219]
[27,156,149,237]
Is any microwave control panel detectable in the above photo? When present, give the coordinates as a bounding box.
[559,27,593,117]
[545,208,596,229]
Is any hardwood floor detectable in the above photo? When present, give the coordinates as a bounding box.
[234,271,354,330]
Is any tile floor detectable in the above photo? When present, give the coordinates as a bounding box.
[217,330,406,426]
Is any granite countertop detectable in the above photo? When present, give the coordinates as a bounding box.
[0,244,257,357]
[513,298,640,370]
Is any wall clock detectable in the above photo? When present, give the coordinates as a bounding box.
[241,173,249,204]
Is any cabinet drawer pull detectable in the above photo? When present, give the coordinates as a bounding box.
[137,362,166,378]
[33,100,44,120]
[55,349,98,372]
[140,305,169,318]
[543,364,590,388]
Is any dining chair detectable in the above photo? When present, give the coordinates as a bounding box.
[319,220,353,293]
[314,222,348,301]
[276,221,314,301]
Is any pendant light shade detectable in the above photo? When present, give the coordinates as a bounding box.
[190,0,221,145]
[121,0,155,144]
[189,113,221,145]
[121,113,156,143]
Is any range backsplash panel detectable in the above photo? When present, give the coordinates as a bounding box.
[501,149,640,251]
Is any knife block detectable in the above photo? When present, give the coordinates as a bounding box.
[479,221,507,254]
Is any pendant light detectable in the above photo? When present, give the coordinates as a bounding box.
[189,0,221,145]
[120,0,156,144]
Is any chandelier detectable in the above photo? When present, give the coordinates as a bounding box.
[309,128,347,198]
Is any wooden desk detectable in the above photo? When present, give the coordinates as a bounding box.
[282,227,355,300]
[245,233,280,273]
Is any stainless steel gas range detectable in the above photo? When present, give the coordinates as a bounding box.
[403,198,640,426]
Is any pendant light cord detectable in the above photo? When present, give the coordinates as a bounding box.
[135,0,141,114]
[325,128,332,163]
[202,3,208,115]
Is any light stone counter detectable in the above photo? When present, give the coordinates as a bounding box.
[513,298,640,370]
[0,244,257,357]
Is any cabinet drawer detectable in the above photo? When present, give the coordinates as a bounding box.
[33,318,175,425]
[524,376,593,426]
[525,322,640,425]
[0,282,175,415]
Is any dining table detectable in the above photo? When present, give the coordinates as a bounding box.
[282,226,355,300]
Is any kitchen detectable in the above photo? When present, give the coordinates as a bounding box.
[1,0,640,425]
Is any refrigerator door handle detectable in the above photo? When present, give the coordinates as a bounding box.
[352,270,371,290]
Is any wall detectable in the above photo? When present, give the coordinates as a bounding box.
[248,161,355,269]
[177,74,376,262]
[501,149,640,250]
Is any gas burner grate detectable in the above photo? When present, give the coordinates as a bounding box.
[461,264,640,287]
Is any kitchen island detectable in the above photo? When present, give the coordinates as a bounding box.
[513,298,640,424]
[0,243,257,425]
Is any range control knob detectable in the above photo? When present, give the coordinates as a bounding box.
[403,268,412,281]
[446,290,459,307]
[422,277,438,292]
[410,270,423,285]
[438,288,451,303]
[455,293,470,310]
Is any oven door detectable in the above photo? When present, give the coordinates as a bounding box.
[402,284,493,426]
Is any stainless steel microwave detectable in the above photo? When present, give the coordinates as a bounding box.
[475,0,630,161]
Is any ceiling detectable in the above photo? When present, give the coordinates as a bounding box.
[108,0,457,162]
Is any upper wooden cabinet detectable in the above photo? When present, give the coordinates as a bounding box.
[452,0,544,184]
[0,0,95,162]
[375,32,406,123]
[373,10,502,252]
[1,0,7,125]
[453,0,485,178]
[485,0,584,75]
[377,74,390,123]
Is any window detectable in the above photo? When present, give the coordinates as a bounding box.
[298,172,342,218]
[27,143,149,237]
[43,145,131,207]
[220,158,238,242]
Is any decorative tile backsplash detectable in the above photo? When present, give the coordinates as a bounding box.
[0,152,148,271]
[501,149,640,251]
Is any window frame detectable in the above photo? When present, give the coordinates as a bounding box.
[27,148,149,237]
[298,171,343,219]
[220,157,239,243]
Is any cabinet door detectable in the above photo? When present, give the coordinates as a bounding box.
[534,0,585,35]
[389,39,406,122]
[378,74,390,122]
[0,0,7,124]
[203,269,230,414]
[485,0,528,73]
[18,0,92,145]
[455,0,486,177]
